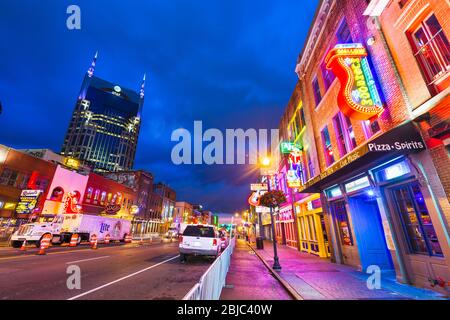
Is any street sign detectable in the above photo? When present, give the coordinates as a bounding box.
[250,183,268,191]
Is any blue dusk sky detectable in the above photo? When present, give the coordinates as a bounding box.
[0,0,319,213]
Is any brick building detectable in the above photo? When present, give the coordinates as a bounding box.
[282,0,449,293]
[0,146,57,223]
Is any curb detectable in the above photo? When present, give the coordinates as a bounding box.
[248,243,304,300]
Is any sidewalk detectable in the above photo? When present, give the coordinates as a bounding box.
[252,240,448,300]
[220,239,293,300]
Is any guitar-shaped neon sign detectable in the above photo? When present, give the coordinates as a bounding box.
[325,43,384,121]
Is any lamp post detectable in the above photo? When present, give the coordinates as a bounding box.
[260,157,282,271]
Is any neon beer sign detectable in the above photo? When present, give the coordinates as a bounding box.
[325,44,384,121]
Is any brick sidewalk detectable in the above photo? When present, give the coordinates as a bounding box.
[252,240,447,300]
[220,239,293,300]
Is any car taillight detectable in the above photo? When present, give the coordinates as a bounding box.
[213,239,217,246]
[179,235,183,243]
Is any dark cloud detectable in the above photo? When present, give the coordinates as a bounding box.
[0,0,318,213]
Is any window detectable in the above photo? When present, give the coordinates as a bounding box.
[333,113,355,156]
[363,119,381,139]
[333,200,354,246]
[345,116,357,148]
[321,59,336,91]
[321,126,334,166]
[85,187,93,203]
[100,191,107,205]
[333,114,347,157]
[50,187,64,201]
[312,77,322,107]
[93,189,100,203]
[336,19,353,44]
[409,14,450,93]
[392,182,442,256]
[0,169,18,187]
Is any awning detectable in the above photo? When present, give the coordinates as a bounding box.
[298,121,425,193]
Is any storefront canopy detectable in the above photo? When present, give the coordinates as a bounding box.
[298,121,425,194]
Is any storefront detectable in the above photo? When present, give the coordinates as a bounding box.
[260,212,272,240]
[295,194,331,258]
[299,121,450,290]
[277,205,297,249]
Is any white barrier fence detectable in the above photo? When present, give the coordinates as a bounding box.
[183,237,236,300]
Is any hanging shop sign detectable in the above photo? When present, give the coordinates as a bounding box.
[286,147,304,188]
[64,157,80,170]
[250,183,268,191]
[280,141,302,154]
[297,121,425,193]
[255,206,271,213]
[248,190,266,207]
[325,43,384,121]
[15,190,42,214]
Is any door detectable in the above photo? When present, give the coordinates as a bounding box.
[347,194,393,271]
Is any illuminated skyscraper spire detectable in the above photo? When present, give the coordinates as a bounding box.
[87,51,98,78]
[138,73,146,118]
[79,51,98,100]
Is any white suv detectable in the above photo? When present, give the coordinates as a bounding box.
[179,224,221,262]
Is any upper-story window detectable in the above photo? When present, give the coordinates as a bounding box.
[312,77,322,107]
[336,19,353,44]
[409,14,450,94]
[362,119,381,139]
[85,187,93,203]
[332,112,356,158]
[321,126,335,166]
[321,59,336,91]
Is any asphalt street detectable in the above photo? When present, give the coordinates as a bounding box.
[0,241,212,300]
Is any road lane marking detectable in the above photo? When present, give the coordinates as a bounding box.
[0,242,167,261]
[67,255,180,300]
[66,256,110,264]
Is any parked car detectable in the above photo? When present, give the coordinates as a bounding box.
[179,224,221,262]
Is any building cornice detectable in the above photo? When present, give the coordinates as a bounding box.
[295,0,336,79]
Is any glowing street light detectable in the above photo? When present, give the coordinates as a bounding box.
[258,156,282,271]
[261,157,271,167]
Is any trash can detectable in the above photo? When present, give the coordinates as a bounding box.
[256,237,264,250]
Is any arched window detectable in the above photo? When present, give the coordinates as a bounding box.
[85,187,93,203]
[116,192,122,205]
[100,191,107,205]
[107,193,113,203]
[93,189,100,203]
[50,187,64,201]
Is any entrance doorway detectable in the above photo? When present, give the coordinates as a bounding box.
[347,193,394,271]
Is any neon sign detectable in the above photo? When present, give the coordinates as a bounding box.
[280,142,302,154]
[325,43,384,121]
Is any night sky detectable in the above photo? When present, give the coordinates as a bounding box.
[0,0,318,213]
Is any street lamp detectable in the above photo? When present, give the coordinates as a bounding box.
[260,156,282,271]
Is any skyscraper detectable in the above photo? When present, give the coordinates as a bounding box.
[61,53,145,172]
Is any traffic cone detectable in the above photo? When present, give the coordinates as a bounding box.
[37,235,51,255]
[69,234,79,247]
[20,240,27,251]
[104,234,110,245]
[90,234,98,250]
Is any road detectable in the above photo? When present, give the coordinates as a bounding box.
[0,241,212,300]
